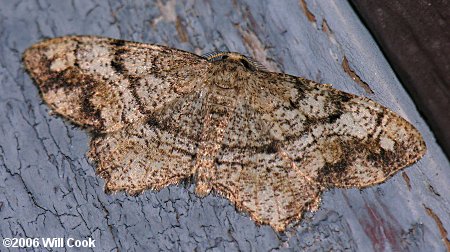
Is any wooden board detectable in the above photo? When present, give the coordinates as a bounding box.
[0,0,448,251]
[350,0,450,161]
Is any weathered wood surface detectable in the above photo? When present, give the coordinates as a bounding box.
[0,0,448,251]
[350,0,450,160]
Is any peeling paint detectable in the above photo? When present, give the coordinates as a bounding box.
[300,0,317,24]
[402,172,412,190]
[176,17,189,43]
[236,26,279,72]
[360,203,402,251]
[342,56,374,94]
[321,19,337,45]
[424,205,450,252]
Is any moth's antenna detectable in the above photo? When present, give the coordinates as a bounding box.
[245,56,267,71]
[202,51,229,62]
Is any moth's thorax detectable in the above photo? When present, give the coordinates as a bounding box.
[207,56,254,90]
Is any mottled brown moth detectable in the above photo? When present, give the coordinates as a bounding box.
[23,36,426,231]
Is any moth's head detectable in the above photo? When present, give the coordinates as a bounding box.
[204,52,264,72]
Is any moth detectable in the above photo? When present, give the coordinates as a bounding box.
[23,36,426,231]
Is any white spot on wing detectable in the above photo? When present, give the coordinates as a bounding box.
[380,136,395,151]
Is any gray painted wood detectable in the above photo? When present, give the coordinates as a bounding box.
[0,0,448,251]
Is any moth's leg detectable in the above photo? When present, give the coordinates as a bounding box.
[88,123,197,195]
